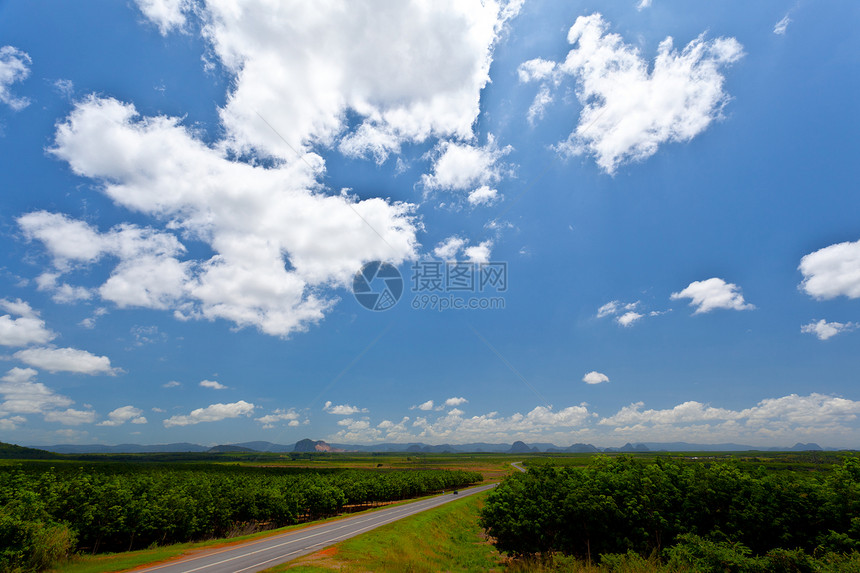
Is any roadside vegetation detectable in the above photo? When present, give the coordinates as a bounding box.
[0,461,480,572]
[481,454,860,571]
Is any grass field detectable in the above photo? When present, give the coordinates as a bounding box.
[273,491,502,573]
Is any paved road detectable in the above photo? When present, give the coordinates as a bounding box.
[131,484,496,573]
[511,461,527,473]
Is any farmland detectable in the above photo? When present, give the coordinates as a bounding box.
[3,449,860,572]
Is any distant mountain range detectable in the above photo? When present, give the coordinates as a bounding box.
[29,439,840,455]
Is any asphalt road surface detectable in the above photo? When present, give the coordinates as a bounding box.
[131,484,496,573]
[511,461,527,472]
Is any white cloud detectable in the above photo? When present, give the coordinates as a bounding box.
[773,14,791,35]
[0,368,73,414]
[517,58,557,83]
[53,79,74,99]
[97,405,147,426]
[0,46,31,111]
[636,0,652,11]
[597,300,652,327]
[331,392,860,446]
[19,210,191,309]
[617,311,643,327]
[162,380,181,388]
[433,236,468,261]
[198,1,521,161]
[527,84,553,125]
[599,394,860,445]
[801,319,857,341]
[35,274,93,304]
[521,13,742,173]
[44,96,419,337]
[467,185,500,206]
[413,400,435,411]
[1,367,38,385]
[464,240,493,264]
[0,299,56,347]
[583,371,609,385]
[255,408,301,429]
[421,137,512,202]
[324,400,368,415]
[0,416,26,430]
[13,347,117,375]
[163,400,255,427]
[596,300,639,319]
[335,404,593,444]
[799,239,860,300]
[444,397,468,407]
[43,408,97,426]
[0,368,97,426]
[135,0,191,35]
[199,379,228,390]
[671,277,754,314]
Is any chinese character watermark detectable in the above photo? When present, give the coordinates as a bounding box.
[353,260,508,312]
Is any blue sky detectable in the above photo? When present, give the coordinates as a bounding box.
[1,0,859,448]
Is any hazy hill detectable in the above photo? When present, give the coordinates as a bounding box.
[39,443,209,454]
[207,444,257,453]
[26,439,841,454]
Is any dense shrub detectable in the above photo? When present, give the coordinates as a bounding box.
[480,455,860,563]
[0,463,481,571]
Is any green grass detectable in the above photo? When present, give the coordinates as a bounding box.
[274,492,502,572]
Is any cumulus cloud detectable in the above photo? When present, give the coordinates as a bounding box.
[19,210,190,309]
[600,394,860,444]
[617,311,643,327]
[193,1,521,161]
[421,137,512,204]
[464,240,493,264]
[43,408,97,426]
[467,185,500,206]
[0,367,72,414]
[135,0,191,35]
[799,239,860,300]
[0,368,96,426]
[801,319,857,341]
[324,401,368,415]
[0,299,56,347]
[334,403,593,444]
[596,300,653,327]
[13,347,116,375]
[39,96,420,337]
[0,46,31,110]
[444,397,468,407]
[332,391,860,446]
[412,400,435,411]
[162,380,181,388]
[97,405,147,426]
[671,277,754,314]
[163,400,255,427]
[520,13,742,173]
[583,371,609,385]
[199,379,227,390]
[433,237,468,261]
[255,408,302,429]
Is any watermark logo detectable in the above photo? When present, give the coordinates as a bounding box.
[352,261,404,311]
[353,260,508,312]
